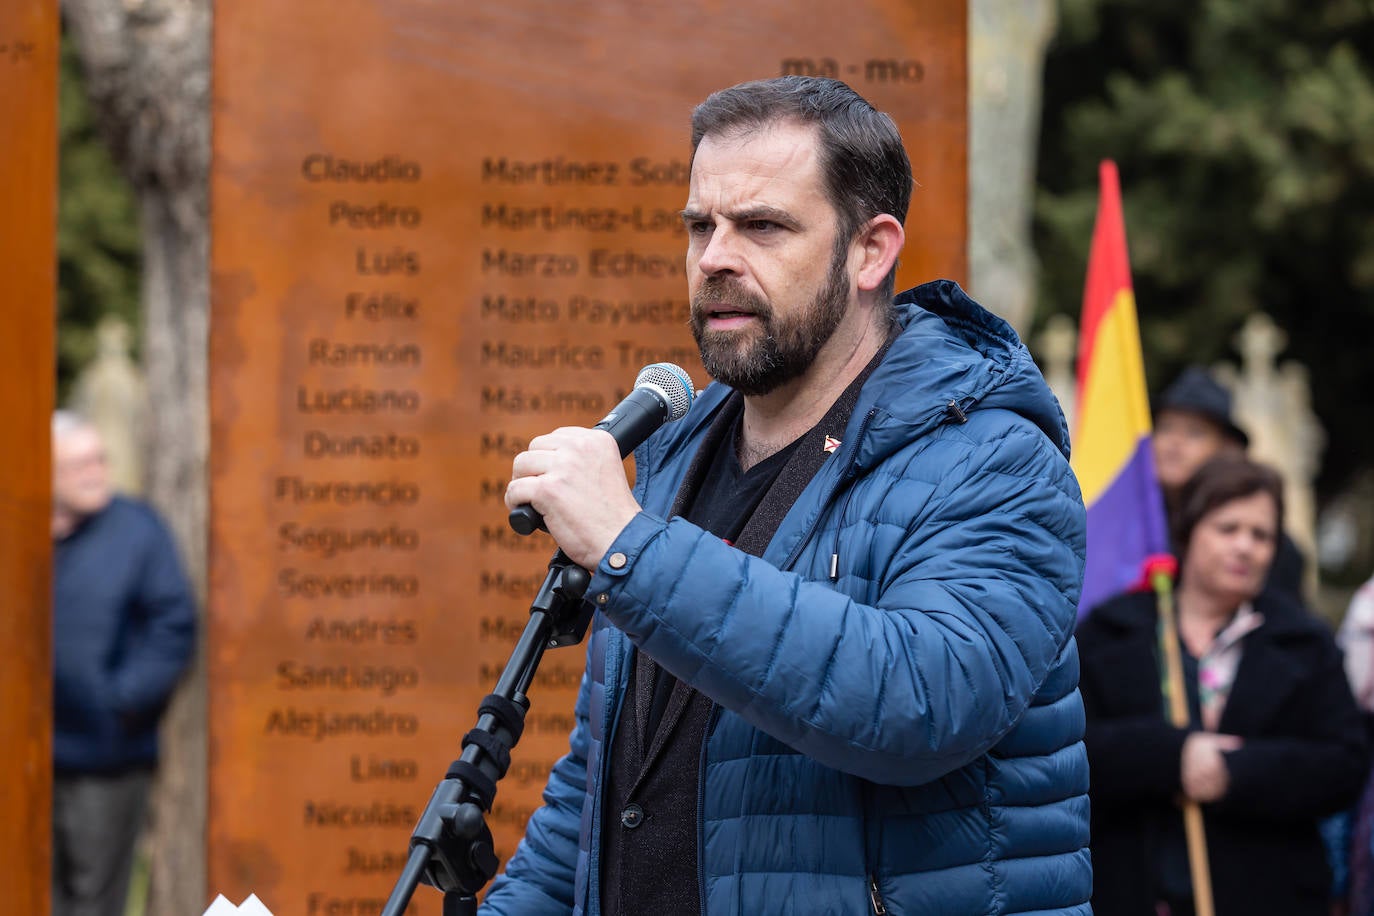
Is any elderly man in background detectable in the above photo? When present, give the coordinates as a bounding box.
[50,411,196,916]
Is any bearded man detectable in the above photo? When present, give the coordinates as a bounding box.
[486,76,1092,915]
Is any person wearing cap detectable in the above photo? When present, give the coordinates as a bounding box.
[1153,365,1306,604]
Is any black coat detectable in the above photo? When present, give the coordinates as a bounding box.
[1077,589,1369,916]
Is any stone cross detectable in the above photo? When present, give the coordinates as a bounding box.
[1226,312,1323,594]
[68,316,148,495]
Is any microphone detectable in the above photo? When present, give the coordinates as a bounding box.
[508,362,695,536]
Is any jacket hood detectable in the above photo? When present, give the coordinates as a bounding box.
[863,279,1071,460]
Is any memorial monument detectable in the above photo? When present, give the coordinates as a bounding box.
[0,2,57,912]
[209,3,968,910]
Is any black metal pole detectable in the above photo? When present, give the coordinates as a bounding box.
[381,550,590,916]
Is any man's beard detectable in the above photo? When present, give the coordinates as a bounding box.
[690,246,850,397]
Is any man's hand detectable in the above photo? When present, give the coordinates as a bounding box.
[1180,732,1243,803]
[504,427,643,570]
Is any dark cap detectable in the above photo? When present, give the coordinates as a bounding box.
[1156,365,1250,448]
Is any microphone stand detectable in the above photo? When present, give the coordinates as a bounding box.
[381,548,593,916]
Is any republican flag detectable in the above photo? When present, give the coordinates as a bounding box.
[1071,160,1170,617]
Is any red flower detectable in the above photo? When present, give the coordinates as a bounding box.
[1129,553,1179,592]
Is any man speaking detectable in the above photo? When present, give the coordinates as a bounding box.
[486,77,1091,915]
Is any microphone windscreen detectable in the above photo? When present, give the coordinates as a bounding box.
[633,363,694,421]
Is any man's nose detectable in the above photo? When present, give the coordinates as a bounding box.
[696,226,742,276]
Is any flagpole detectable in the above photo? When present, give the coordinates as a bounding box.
[1071,160,1172,617]
[1152,566,1216,916]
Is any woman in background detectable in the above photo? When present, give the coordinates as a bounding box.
[1078,455,1368,915]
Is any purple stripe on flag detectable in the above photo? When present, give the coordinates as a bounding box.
[1078,436,1171,618]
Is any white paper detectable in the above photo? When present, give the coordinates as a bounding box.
[201,893,275,915]
[201,896,238,916]
[237,894,275,916]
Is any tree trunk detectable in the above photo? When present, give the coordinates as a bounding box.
[60,2,210,914]
[967,0,1057,334]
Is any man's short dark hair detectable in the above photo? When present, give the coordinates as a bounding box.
[691,77,913,303]
[1173,455,1286,564]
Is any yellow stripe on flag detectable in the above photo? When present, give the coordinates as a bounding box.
[1072,288,1153,504]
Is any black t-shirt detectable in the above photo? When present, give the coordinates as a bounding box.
[600,341,888,916]
[600,421,803,916]
[643,424,802,739]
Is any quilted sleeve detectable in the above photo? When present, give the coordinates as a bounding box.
[585,414,1086,786]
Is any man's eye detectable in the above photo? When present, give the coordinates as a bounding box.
[686,221,712,234]
[747,220,777,232]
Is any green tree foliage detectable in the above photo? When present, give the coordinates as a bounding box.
[1036,0,1374,497]
[57,33,140,400]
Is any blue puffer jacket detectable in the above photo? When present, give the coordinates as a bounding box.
[483,280,1092,915]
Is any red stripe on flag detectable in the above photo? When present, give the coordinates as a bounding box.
[1076,160,1134,398]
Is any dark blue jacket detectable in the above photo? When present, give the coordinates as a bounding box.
[53,495,197,772]
[484,281,1092,914]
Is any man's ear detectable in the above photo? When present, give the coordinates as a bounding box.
[852,214,905,293]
